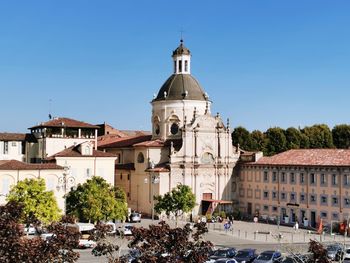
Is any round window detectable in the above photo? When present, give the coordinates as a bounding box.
[170,123,179,135]
[155,124,160,135]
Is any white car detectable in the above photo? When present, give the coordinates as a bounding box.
[24,225,37,235]
[78,239,96,249]
[119,225,133,236]
[344,248,350,260]
[130,213,141,223]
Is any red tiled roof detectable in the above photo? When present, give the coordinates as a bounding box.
[48,145,117,159]
[97,135,128,147]
[0,133,27,141]
[0,160,63,170]
[100,135,152,149]
[115,163,135,170]
[30,117,99,129]
[251,149,350,166]
[133,139,164,147]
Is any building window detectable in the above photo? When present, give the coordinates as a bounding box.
[300,173,305,183]
[310,194,316,203]
[332,197,338,205]
[137,152,145,163]
[178,60,182,72]
[127,192,130,198]
[263,171,268,182]
[321,212,328,218]
[272,172,277,182]
[321,196,327,205]
[344,174,350,186]
[344,198,350,206]
[3,142,8,154]
[170,123,179,135]
[272,206,278,212]
[185,60,188,72]
[332,174,337,186]
[86,168,91,177]
[290,193,296,201]
[120,173,123,180]
[281,192,286,200]
[332,213,339,220]
[263,205,269,211]
[321,174,326,185]
[300,193,306,202]
[174,61,177,72]
[263,191,269,199]
[281,172,286,183]
[155,124,160,135]
[272,191,277,199]
[11,142,17,147]
[127,174,130,181]
[290,173,295,183]
[310,173,316,184]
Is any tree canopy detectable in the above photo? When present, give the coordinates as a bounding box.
[66,176,128,223]
[6,178,61,224]
[0,201,80,263]
[154,184,195,224]
[231,123,344,156]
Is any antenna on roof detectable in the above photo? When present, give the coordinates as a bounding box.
[179,28,185,43]
[48,99,53,119]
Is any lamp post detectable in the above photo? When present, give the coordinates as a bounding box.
[56,163,75,214]
[145,162,159,221]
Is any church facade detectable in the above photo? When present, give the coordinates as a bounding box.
[100,40,240,217]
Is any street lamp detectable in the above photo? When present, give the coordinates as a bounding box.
[56,163,75,214]
[145,162,159,221]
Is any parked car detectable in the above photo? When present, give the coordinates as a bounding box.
[234,249,257,263]
[253,251,282,263]
[215,259,239,263]
[327,244,344,261]
[24,224,37,235]
[130,212,141,223]
[118,224,133,236]
[344,247,350,260]
[210,248,238,260]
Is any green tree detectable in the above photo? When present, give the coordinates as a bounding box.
[154,184,196,226]
[302,124,334,148]
[66,176,128,223]
[250,130,265,152]
[332,124,350,149]
[264,127,287,156]
[232,126,252,151]
[6,178,61,224]
[285,127,302,149]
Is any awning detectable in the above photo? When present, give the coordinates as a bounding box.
[202,199,233,204]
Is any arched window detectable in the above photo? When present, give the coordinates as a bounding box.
[201,152,214,164]
[137,152,145,163]
[170,123,179,135]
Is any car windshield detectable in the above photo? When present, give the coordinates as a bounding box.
[237,251,250,257]
[257,253,273,260]
[213,250,230,257]
[327,246,339,251]
[346,249,350,253]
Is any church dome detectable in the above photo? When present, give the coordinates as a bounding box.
[153,74,207,101]
[172,40,190,56]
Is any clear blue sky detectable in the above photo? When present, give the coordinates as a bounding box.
[1,1,349,133]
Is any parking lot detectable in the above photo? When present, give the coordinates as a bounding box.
[77,219,350,263]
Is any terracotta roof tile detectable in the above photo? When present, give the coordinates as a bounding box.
[133,139,164,147]
[251,149,350,166]
[99,135,152,149]
[0,133,27,141]
[0,160,63,170]
[30,117,99,129]
[48,145,117,159]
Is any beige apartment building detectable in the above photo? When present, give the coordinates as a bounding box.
[239,149,350,228]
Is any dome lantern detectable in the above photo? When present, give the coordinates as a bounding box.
[172,39,191,75]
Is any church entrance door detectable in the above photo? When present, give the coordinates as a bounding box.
[202,193,213,215]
